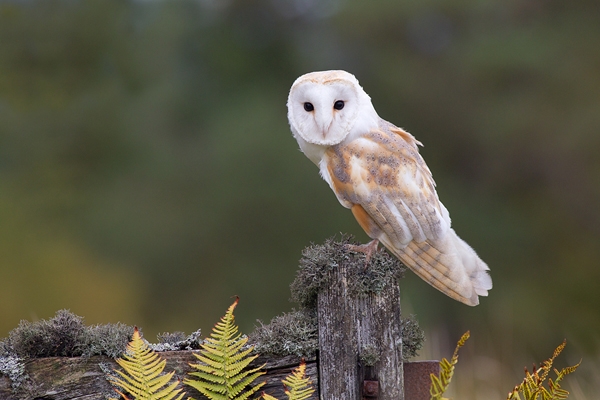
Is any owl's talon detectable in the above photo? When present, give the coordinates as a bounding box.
[345,239,379,267]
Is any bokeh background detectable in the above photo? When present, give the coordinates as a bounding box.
[1,0,599,398]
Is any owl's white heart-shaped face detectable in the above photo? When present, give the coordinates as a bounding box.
[287,71,363,146]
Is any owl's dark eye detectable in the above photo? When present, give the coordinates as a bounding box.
[303,102,314,112]
[333,100,345,110]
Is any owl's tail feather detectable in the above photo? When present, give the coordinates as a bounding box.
[382,229,492,306]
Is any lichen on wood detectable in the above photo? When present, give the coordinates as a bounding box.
[290,235,405,309]
[0,310,135,360]
[251,309,318,358]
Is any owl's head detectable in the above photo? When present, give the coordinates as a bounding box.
[287,70,378,151]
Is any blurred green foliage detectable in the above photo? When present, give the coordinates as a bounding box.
[1,0,599,397]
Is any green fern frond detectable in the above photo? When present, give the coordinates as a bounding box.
[507,340,580,400]
[109,327,186,400]
[429,330,470,400]
[184,298,266,400]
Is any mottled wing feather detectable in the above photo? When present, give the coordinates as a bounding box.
[324,120,480,305]
[326,120,449,245]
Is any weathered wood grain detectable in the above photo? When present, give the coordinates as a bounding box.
[0,353,318,400]
[317,260,404,400]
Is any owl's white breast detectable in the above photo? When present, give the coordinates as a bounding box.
[293,133,327,166]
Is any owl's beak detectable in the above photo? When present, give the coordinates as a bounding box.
[316,114,333,139]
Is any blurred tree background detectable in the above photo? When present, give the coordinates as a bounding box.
[1,0,599,398]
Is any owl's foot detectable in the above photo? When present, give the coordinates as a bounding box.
[345,239,379,267]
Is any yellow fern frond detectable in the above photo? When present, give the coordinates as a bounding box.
[258,360,315,400]
[184,298,266,400]
[507,340,580,400]
[281,360,315,400]
[109,327,186,400]
[430,330,470,400]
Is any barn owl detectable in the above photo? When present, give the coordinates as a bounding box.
[287,70,492,306]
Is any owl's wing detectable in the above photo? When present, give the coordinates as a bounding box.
[324,121,448,246]
[323,121,491,305]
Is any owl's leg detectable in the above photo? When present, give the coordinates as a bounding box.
[346,204,383,266]
[346,239,380,266]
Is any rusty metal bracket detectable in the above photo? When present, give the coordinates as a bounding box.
[362,380,379,399]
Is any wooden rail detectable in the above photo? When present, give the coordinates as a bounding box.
[0,352,437,399]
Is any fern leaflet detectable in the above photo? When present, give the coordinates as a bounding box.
[507,340,580,400]
[429,330,470,400]
[109,327,186,400]
[184,298,265,400]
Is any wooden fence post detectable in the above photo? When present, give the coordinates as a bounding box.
[317,251,404,400]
